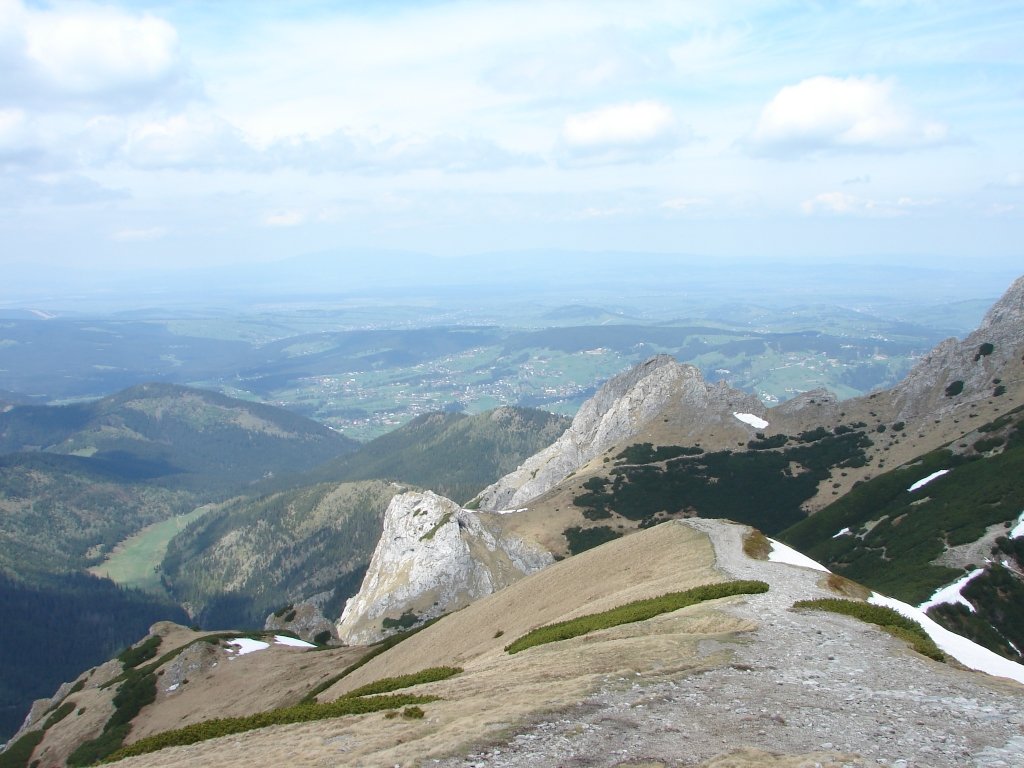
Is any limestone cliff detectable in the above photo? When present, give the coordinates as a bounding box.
[334,490,552,645]
[472,355,765,511]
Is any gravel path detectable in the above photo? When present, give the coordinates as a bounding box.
[435,519,1024,768]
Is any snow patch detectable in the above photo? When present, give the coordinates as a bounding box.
[832,527,852,539]
[918,569,984,613]
[226,638,269,656]
[273,635,315,648]
[869,593,1024,685]
[907,469,949,492]
[1010,510,1024,539]
[768,539,830,572]
[733,412,769,430]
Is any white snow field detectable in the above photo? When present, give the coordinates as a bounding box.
[732,412,769,429]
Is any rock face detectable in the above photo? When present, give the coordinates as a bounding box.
[472,355,764,511]
[890,275,1024,421]
[264,596,336,644]
[334,490,553,645]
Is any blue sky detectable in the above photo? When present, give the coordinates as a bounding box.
[2,0,1023,274]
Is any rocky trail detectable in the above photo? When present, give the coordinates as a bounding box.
[437,520,1024,768]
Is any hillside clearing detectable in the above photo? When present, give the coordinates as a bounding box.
[88,505,215,594]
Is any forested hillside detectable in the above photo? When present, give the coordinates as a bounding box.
[161,481,397,628]
[305,407,570,503]
[0,382,358,495]
[0,570,187,741]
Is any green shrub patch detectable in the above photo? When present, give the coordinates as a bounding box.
[341,667,461,699]
[116,635,161,670]
[300,618,443,704]
[505,580,768,654]
[792,598,943,661]
[381,610,419,631]
[106,694,438,762]
[563,525,622,555]
[67,671,156,766]
[0,729,44,768]
[572,432,872,534]
[42,700,76,730]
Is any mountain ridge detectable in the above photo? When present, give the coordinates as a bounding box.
[13,520,1023,767]
[337,273,1024,655]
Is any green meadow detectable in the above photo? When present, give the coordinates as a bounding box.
[89,505,215,594]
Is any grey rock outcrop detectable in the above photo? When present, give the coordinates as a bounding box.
[264,596,336,644]
[334,490,552,645]
[473,356,764,511]
[890,275,1024,421]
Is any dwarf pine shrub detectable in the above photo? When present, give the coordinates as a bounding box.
[505,580,769,654]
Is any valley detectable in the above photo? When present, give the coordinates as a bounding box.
[4,2,1022,763]
[88,506,216,595]
[1,271,1023,765]
[1,265,1002,441]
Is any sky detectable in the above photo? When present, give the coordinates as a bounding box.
[2,0,1023,279]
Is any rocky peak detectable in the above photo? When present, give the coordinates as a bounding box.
[890,275,1024,421]
[472,356,763,511]
[334,490,552,645]
[978,274,1024,335]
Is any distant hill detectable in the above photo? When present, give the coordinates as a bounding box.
[540,305,640,324]
[305,407,570,504]
[160,480,399,629]
[0,383,359,495]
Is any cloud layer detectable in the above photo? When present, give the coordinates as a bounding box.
[0,0,1021,271]
[748,76,950,156]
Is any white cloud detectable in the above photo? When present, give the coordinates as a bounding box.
[24,5,179,95]
[560,100,685,164]
[0,107,28,145]
[272,131,538,174]
[996,171,1022,188]
[748,75,951,156]
[661,197,709,212]
[801,191,938,217]
[112,226,167,241]
[563,101,675,148]
[123,113,255,170]
[0,0,189,112]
